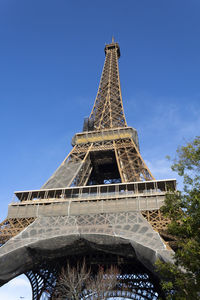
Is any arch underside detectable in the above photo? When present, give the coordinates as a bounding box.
[26,251,163,299]
[0,211,173,298]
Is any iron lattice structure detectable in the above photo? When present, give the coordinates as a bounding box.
[26,251,164,300]
[90,41,126,129]
[0,40,176,299]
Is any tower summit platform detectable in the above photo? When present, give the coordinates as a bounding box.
[104,38,120,58]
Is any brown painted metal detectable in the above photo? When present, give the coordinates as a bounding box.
[0,39,166,252]
[0,217,35,245]
[40,40,154,188]
[90,41,127,130]
[67,40,154,185]
[0,40,173,299]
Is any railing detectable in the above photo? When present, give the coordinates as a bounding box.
[14,179,176,204]
[71,126,139,148]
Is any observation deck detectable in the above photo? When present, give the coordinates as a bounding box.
[8,179,176,218]
[71,127,139,149]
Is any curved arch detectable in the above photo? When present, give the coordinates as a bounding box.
[0,212,173,287]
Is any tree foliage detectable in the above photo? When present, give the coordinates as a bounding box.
[157,136,200,299]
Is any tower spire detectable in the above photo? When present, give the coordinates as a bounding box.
[89,40,126,130]
[39,41,154,189]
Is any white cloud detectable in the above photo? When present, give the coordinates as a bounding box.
[126,93,199,191]
[126,94,200,144]
[145,158,184,190]
[0,275,31,300]
[145,159,174,179]
[9,277,30,288]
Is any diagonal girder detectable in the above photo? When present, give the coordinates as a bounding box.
[0,40,174,300]
[90,41,127,129]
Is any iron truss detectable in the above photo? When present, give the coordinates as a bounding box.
[62,138,154,186]
[90,41,127,130]
[26,252,164,300]
[0,209,176,250]
[64,40,154,185]
[0,40,176,299]
[0,217,35,246]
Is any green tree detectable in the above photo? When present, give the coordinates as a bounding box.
[157,136,200,299]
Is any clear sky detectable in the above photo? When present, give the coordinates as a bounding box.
[0,0,200,299]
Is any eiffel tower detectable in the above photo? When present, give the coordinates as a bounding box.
[0,39,176,299]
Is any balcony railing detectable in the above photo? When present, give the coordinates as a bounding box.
[13,179,176,204]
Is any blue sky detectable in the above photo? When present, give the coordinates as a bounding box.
[0,0,200,299]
